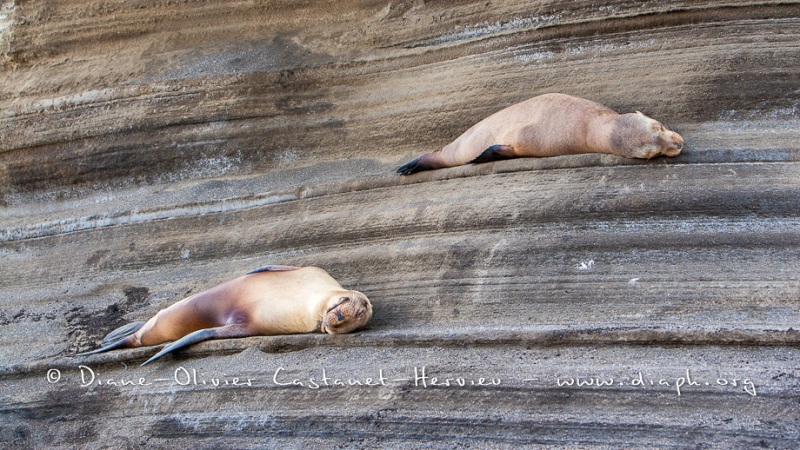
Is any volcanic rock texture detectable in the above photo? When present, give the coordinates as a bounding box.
[1,0,799,448]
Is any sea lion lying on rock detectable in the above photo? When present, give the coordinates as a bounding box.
[397,93,684,175]
[80,266,373,365]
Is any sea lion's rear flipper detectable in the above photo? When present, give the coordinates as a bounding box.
[247,265,301,275]
[78,337,132,356]
[469,145,516,164]
[396,151,444,175]
[77,321,146,356]
[396,155,425,175]
[140,324,253,366]
[102,321,146,344]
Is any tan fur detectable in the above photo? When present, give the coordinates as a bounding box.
[91,267,372,353]
[397,93,684,174]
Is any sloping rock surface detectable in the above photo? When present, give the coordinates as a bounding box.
[1,1,799,448]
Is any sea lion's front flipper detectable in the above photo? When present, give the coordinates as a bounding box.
[140,324,253,366]
[469,145,516,164]
[247,265,301,275]
[77,321,146,356]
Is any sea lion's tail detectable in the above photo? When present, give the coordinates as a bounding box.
[77,321,145,356]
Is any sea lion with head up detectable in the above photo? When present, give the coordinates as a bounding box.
[397,93,684,175]
[79,266,373,365]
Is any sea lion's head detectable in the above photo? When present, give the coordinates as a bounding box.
[611,111,684,159]
[321,291,373,334]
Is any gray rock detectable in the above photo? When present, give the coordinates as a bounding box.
[1,0,799,447]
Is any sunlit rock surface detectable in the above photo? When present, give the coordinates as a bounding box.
[1,1,799,447]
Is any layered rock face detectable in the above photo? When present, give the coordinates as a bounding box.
[1,1,799,447]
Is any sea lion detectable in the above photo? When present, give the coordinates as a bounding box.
[396,93,684,175]
[79,265,373,365]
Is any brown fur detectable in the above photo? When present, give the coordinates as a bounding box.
[80,266,373,364]
[397,93,684,175]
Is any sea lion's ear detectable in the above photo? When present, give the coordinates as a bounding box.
[635,111,644,115]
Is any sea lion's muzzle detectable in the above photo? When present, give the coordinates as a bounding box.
[322,292,373,334]
[666,132,685,156]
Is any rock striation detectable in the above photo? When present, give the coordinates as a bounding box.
[1,1,799,447]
